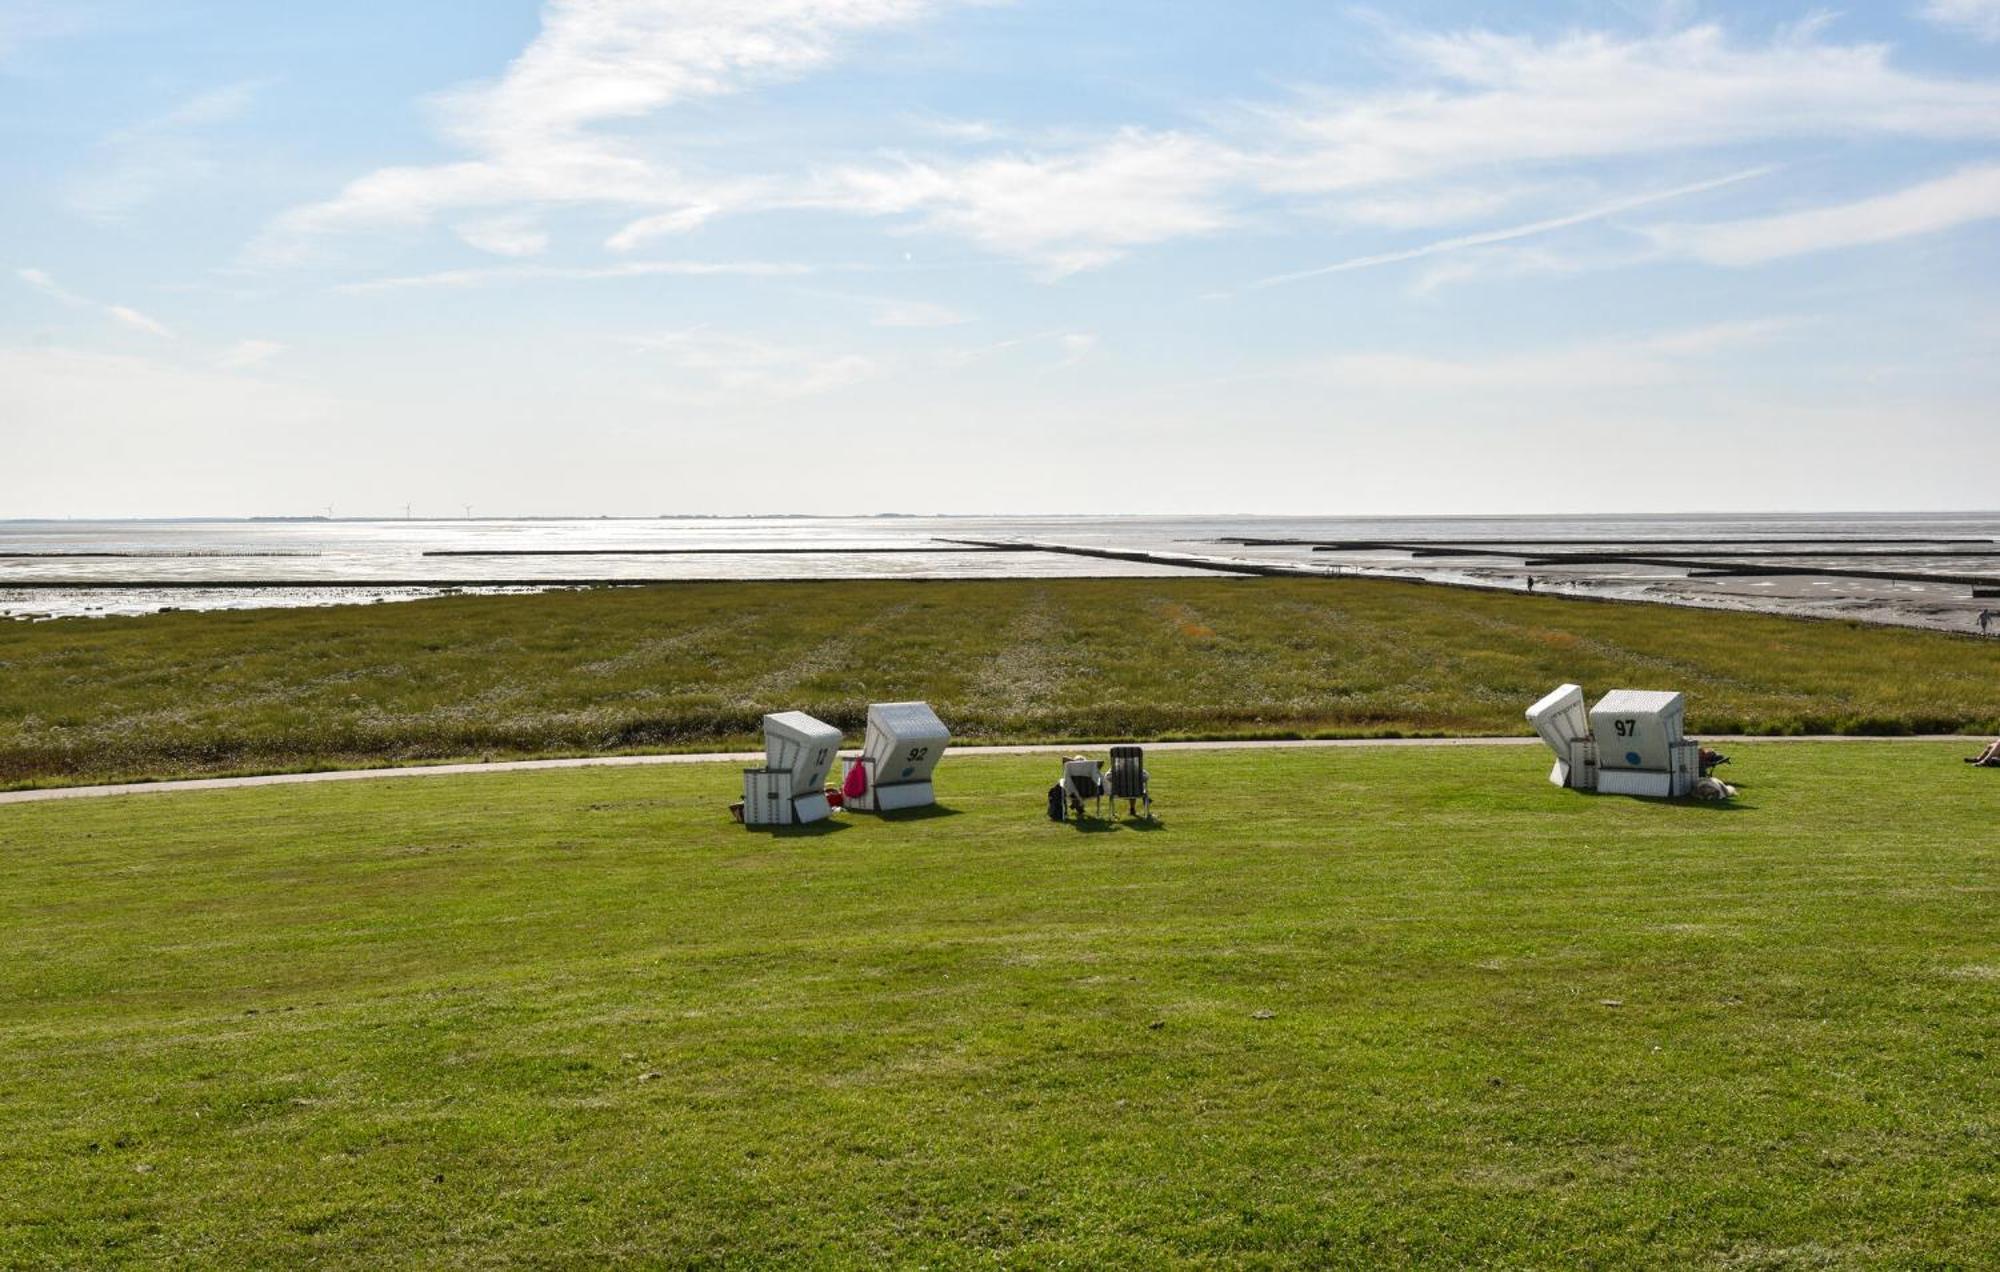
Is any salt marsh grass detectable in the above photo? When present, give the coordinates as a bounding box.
[2,578,1995,787]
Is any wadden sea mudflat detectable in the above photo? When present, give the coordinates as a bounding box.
[2,577,1998,788]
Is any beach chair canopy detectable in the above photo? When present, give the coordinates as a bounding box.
[762,711,842,798]
[861,701,951,786]
[1588,689,1686,773]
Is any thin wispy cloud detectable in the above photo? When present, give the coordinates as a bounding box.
[17,267,174,338]
[453,213,550,258]
[216,338,285,369]
[16,267,87,307]
[867,299,970,328]
[0,1,97,65]
[335,259,815,294]
[104,304,173,338]
[1297,317,1799,393]
[1920,0,2000,41]
[1248,168,1772,290]
[625,329,878,399]
[1648,163,2000,265]
[69,80,265,220]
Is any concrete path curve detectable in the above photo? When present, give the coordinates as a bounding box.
[0,735,1978,806]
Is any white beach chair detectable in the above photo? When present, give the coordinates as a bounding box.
[742,710,841,826]
[842,701,951,812]
[1525,683,1595,789]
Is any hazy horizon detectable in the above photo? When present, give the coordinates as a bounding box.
[7,508,2000,525]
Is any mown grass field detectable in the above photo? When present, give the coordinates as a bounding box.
[3,578,1998,788]
[2,743,1996,1266]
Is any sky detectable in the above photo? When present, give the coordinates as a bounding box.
[3,0,1998,518]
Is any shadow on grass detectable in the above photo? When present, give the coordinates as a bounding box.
[1066,815,1167,833]
[866,804,965,823]
[750,820,855,838]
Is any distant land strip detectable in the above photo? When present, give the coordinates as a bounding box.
[1211,536,1997,548]
[0,552,321,559]
[0,575,1201,590]
[421,546,1042,556]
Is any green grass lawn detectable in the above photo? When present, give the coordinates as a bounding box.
[3,578,1998,788]
[2,743,1995,1266]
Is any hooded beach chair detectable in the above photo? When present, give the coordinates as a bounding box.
[741,711,841,826]
[841,701,951,812]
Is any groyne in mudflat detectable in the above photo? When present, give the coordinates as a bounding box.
[938,539,1334,577]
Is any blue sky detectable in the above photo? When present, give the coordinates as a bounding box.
[4,0,1998,517]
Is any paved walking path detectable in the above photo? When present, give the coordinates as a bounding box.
[0,735,1977,806]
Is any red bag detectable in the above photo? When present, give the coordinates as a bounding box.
[842,761,868,799]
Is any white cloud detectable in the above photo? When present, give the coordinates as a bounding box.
[817,130,1242,274]
[1632,316,1801,355]
[603,202,729,250]
[820,22,2000,273]
[153,80,265,129]
[334,259,813,294]
[0,2,95,65]
[625,329,878,397]
[868,298,969,328]
[259,0,955,261]
[259,15,2000,277]
[105,305,173,338]
[1406,242,1639,294]
[17,267,174,338]
[1648,163,2000,265]
[1055,331,1098,367]
[217,339,286,369]
[453,213,551,257]
[1920,0,2000,41]
[16,266,85,306]
[1261,23,2000,195]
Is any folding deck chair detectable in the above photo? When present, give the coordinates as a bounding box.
[1059,757,1104,821]
[1107,745,1152,819]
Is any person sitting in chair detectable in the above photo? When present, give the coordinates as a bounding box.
[1967,737,2000,767]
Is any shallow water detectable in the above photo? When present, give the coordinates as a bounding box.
[3,512,1997,633]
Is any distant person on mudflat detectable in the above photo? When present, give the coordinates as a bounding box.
[1980,608,1993,634]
